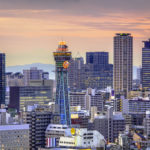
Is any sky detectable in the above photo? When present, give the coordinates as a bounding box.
[0,0,150,67]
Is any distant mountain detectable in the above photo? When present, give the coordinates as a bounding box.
[6,63,139,80]
[6,63,55,79]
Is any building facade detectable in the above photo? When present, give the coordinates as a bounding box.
[113,33,133,98]
[122,98,150,114]
[0,109,6,125]
[86,52,109,65]
[137,67,142,85]
[142,39,150,90]
[69,89,104,112]
[93,107,125,142]
[85,52,113,90]
[69,92,86,109]
[0,53,5,107]
[144,111,150,139]
[68,52,113,91]
[6,72,24,87]
[9,86,52,112]
[0,124,29,150]
[68,57,85,91]
[23,67,43,86]
[22,108,52,150]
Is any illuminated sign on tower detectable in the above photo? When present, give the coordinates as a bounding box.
[53,41,71,125]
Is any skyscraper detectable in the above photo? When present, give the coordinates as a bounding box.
[53,41,71,125]
[0,53,5,107]
[68,57,84,91]
[113,33,133,98]
[142,39,150,90]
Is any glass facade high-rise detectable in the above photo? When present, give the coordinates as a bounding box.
[114,33,133,98]
[0,53,5,106]
[68,52,113,91]
[142,39,150,90]
[85,52,113,90]
[86,52,108,65]
[53,41,71,125]
[9,86,52,112]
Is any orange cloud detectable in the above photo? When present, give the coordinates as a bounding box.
[0,9,149,67]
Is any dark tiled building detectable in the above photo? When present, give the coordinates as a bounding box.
[142,39,150,90]
[86,52,109,65]
[9,86,52,112]
[0,53,5,106]
[22,108,53,150]
[85,52,113,90]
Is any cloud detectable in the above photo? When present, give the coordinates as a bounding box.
[0,8,150,39]
[0,0,150,15]
[0,0,149,67]
[0,0,150,36]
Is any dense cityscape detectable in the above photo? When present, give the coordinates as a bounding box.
[1,0,150,149]
[0,33,150,150]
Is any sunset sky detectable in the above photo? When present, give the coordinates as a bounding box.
[0,0,150,67]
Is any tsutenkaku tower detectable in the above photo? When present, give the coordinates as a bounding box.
[53,41,71,125]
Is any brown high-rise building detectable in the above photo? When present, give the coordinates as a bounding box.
[113,33,133,98]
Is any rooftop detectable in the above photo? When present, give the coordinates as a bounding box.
[116,33,131,36]
[0,124,29,131]
[113,113,124,120]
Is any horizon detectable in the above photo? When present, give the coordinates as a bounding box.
[6,62,140,80]
[6,62,140,67]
